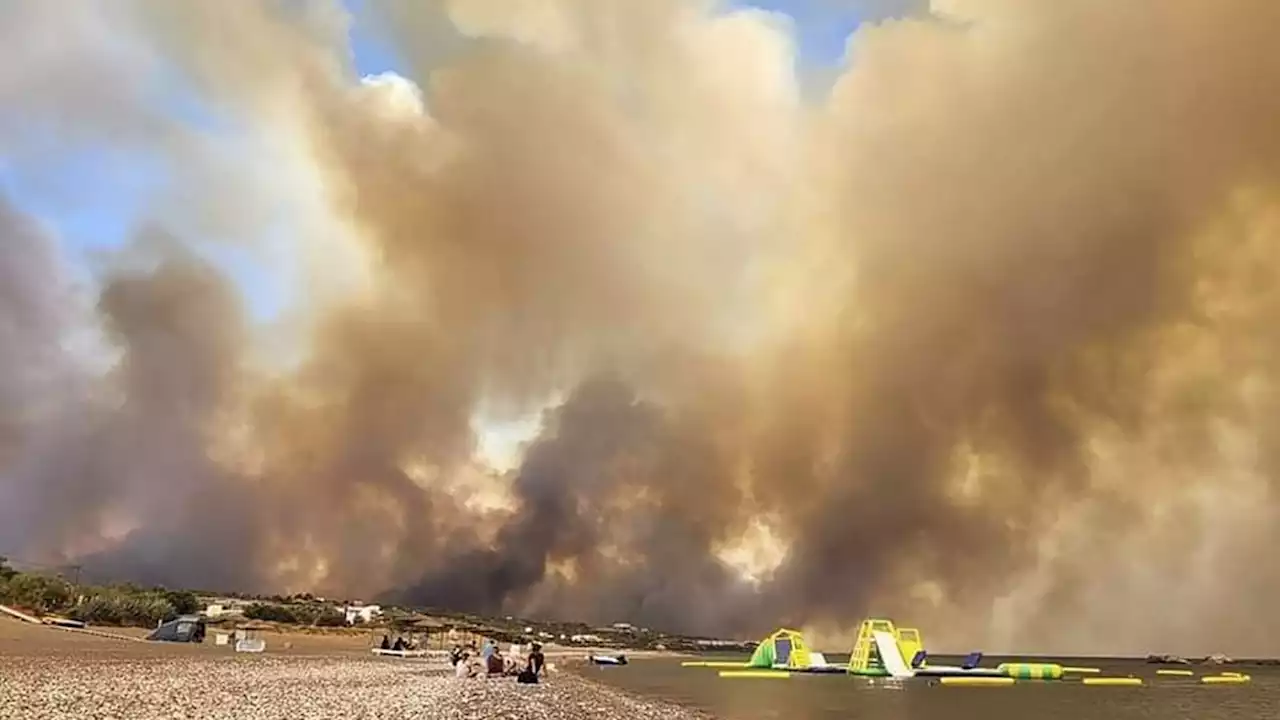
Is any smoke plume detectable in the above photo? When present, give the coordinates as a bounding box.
[4,0,1280,654]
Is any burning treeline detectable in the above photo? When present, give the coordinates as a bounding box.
[5,0,1280,655]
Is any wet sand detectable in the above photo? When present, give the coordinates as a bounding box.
[0,619,711,720]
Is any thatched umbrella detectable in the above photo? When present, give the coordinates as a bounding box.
[401,617,460,649]
[435,622,489,649]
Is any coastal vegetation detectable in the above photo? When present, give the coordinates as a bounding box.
[0,557,752,652]
[242,601,347,627]
[0,557,347,629]
[0,557,200,626]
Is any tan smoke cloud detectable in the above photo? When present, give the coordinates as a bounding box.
[4,0,1280,654]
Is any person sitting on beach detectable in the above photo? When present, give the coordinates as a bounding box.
[392,636,406,652]
[517,643,546,684]
[455,652,476,679]
[487,649,505,676]
[449,645,463,667]
[380,635,391,650]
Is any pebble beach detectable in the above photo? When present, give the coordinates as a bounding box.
[0,620,711,720]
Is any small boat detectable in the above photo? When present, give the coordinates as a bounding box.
[588,653,629,666]
[42,616,87,629]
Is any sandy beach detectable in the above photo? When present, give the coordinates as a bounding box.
[0,618,710,720]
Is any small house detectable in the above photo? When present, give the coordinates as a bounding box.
[344,603,382,625]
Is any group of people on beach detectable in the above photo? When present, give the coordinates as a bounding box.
[449,639,546,684]
[378,634,417,652]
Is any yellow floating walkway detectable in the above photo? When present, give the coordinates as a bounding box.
[1156,669,1195,676]
[719,670,791,679]
[1063,666,1100,674]
[1082,677,1143,686]
[1202,674,1250,685]
[939,677,1015,687]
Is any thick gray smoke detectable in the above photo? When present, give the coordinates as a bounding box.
[5,0,1280,655]
[0,198,74,544]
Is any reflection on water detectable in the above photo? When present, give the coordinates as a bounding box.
[583,656,1280,720]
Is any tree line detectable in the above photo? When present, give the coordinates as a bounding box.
[1,557,201,627]
[1,556,341,629]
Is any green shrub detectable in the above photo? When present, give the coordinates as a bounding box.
[240,601,347,627]
[163,589,200,616]
[311,607,347,627]
[0,573,74,613]
[69,595,126,625]
[244,603,299,624]
[69,588,175,627]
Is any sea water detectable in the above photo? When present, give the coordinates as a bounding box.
[584,655,1280,720]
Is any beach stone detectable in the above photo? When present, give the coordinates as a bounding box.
[0,649,710,720]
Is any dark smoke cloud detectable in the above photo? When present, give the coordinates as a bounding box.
[5,0,1280,656]
[404,375,760,636]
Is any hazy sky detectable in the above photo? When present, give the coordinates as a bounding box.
[2,0,919,468]
[7,0,1280,656]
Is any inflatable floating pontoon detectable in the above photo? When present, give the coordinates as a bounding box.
[687,618,1249,687]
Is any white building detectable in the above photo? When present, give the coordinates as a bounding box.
[344,604,382,625]
[203,600,249,618]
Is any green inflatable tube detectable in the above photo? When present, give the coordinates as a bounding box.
[997,663,1064,680]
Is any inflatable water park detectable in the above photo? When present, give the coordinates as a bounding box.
[681,618,1253,687]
